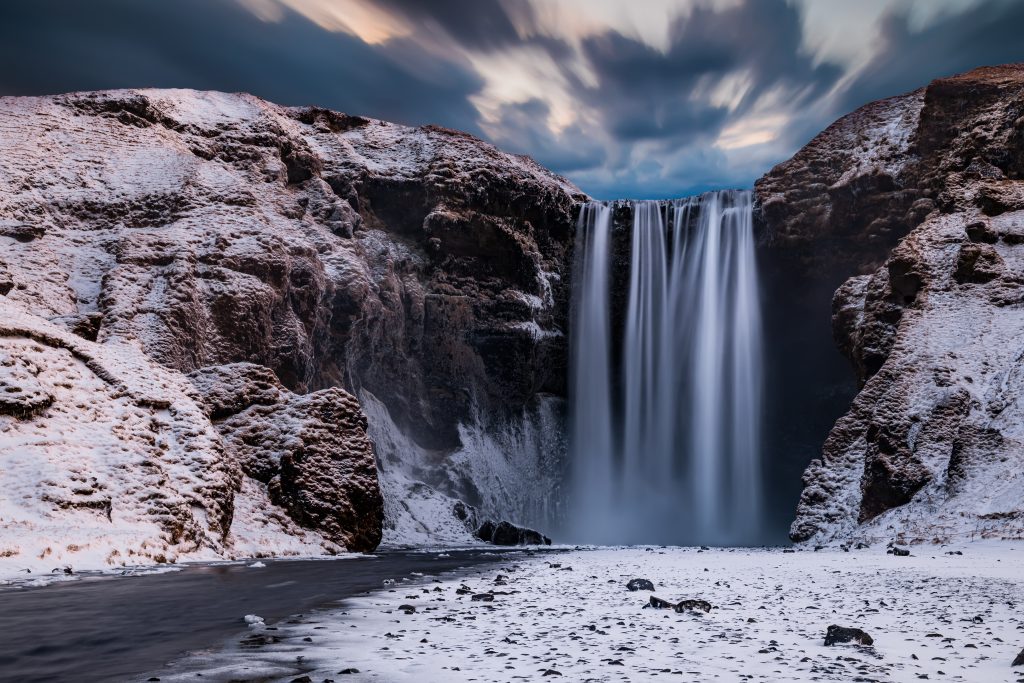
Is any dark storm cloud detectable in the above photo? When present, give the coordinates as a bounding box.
[372,0,527,50]
[838,0,1024,114]
[488,98,607,174]
[0,0,485,134]
[2,0,1024,200]
[575,0,842,145]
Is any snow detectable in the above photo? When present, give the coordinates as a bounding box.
[151,542,1024,682]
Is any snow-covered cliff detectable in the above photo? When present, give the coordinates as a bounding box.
[0,88,582,575]
[758,65,1024,544]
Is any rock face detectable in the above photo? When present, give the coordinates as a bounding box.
[188,363,383,552]
[0,88,580,567]
[0,299,370,573]
[757,65,1024,543]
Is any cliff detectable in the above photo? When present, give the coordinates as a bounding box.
[757,65,1024,543]
[0,88,582,573]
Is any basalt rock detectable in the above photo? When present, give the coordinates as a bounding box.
[673,599,713,614]
[824,625,874,647]
[647,596,675,609]
[626,578,655,592]
[474,519,552,546]
[759,65,1024,544]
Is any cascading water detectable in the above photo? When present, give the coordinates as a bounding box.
[567,190,763,545]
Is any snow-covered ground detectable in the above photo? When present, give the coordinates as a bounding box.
[150,542,1024,682]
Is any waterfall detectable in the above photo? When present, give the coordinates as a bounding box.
[567,190,763,545]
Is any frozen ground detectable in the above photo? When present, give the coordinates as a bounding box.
[150,542,1024,682]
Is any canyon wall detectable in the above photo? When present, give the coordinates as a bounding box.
[757,65,1024,543]
[0,89,581,570]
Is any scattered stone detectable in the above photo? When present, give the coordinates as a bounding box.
[1013,647,1024,667]
[674,599,712,614]
[626,578,655,592]
[648,596,675,609]
[890,547,911,557]
[824,625,874,646]
[471,593,495,602]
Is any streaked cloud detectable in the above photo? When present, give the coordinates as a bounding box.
[1,0,1022,198]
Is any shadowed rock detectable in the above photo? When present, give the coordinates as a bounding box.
[474,520,552,546]
[761,65,1024,544]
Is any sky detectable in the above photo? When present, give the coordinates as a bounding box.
[1,0,1022,199]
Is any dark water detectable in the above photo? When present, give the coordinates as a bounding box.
[0,549,531,683]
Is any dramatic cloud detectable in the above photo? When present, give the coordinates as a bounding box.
[0,0,485,133]
[838,0,1024,113]
[2,0,1023,198]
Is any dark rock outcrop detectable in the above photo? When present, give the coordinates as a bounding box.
[647,596,675,609]
[758,65,1024,543]
[626,578,655,592]
[673,599,712,614]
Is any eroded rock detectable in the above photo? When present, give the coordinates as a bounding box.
[765,65,1024,544]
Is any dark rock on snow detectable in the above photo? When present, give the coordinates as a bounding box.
[475,519,552,546]
[647,596,675,609]
[824,625,875,647]
[645,595,712,612]
[674,599,713,614]
[626,578,655,592]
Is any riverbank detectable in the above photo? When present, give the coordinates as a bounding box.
[0,548,539,683]
[153,542,1024,682]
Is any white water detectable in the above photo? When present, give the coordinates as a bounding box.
[567,191,763,545]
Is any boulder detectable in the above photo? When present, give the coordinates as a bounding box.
[475,519,552,546]
[825,625,874,646]
[674,599,712,613]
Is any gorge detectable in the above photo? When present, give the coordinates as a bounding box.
[1,64,1024,578]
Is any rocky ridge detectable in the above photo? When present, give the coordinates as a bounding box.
[757,64,1024,543]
